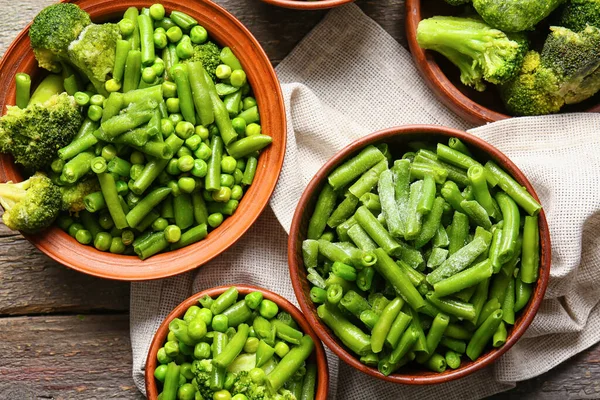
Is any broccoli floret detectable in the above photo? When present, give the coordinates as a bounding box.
[541,25,600,104]
[0,172,61,233]
[445,0,471,5]
[60,177,100,213]
[0,93,82,170]
[472,0,564,32]
[557,0,600,31]
[185,41,221,82]
[499,51,565,116]
[191,359,214,399]
[67,23,121,96]
[28,3,91,73]
[417,16,528,88]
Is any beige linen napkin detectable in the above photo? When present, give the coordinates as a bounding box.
[131,4,600,399]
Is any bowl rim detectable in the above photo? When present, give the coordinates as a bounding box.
[144,284,330,399]
[260,0,355,10]
[288,124,551,384]
[404,0,600,125]
[0,0,287,281]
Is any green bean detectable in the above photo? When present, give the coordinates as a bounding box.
[405,180,424,240]
[489,221,504,273]
[414,197,445,249]
[238,105,259,124]
[186,62,215,126]
[413,154,470,188]
[373,249,425,311]
[418,174,436,214]
[427,247,449,269]
[378,169,404,237]
[170,10,198,30]
[359,193,381,214]
[347,224,378,252]
[306,183,337,240]
[514,276,533,312]
[98,173,129,229]
[328,145,386,191]
[466,309,503,360]
[476,299,501,328]
[416,313,450,363]
[126,187,172,227]
[493,321,507,348]
[410,163,448,184]
[445,350,462,369]
[61,151,94,183]
[356,266,375,292]
[173,193,194,230]
[371,297,403,353]
[447,211,469,255]
[426,292,476,322]
[440,337,466,354]
[222,300,253,327]
[170,224,207,250]
[406,306,428,353]
[83,191,106,213]
[300,363,317,400]
[226,135,272,159]
[461,199,492,230]
[317,303,371,356]
[521,215,540,284]
[213,323,249,368]
[134,231,169,259]
[444,323,473,340]
[484,161,541,216]
[427,235,491,285]
[440,181,466,214]
[448,138,472,156]
[385,311,412,349]
[161,362,180,400]
[15,73,31,108]
[136,14,155,67]
[267,335,314,393]
[347,159,388,199]
[113,40,131,83]
[123,50,142,92]
[354,206,400,255]
[200,69,238,145]
[433,259,493,297]
[206,135,223,191]
[219,47,243,71]
[436,143,480,170]
[496,192,521,264]
[502,278,516,325]
[468,165,497,219]
[210,332,228,390]
[397,260,426,287]
[58,132,98,161]
[136,210,160,232]
[471,278,490,326]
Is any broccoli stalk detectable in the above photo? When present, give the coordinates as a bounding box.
[0,173,61,233]
[417,16,528,89]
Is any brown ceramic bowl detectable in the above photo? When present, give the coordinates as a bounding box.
[405,0,600,125]
[144,284,330,399]
[0,0,286,280]
[288,125,551,384]
[260,0,355,10]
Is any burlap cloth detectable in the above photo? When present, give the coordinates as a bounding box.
[131,4,600,398]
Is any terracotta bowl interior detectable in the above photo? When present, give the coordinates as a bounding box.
[405,0,600,125]
[260,0,355,10]
[288,125,551,384]
[0,0,286,281]
[144,284,330,399]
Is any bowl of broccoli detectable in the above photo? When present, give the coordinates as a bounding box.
[0,0,286,280]
[145,284,330,399]
[259,0,355,10]
[405,0,600,124]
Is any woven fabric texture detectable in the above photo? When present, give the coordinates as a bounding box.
[131,4,600,399]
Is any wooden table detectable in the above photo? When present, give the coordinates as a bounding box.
[0,0,598,398]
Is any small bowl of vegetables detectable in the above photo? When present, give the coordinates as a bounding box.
[288,125,550,384]
[259,0,355,10]
[0,1,285,280]
[145,284,329,399]
[405,0,600,124]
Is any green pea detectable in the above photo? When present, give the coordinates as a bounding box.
[249,368,266,384]
[152,217,169,231]
[190,25,208,44]
[185,135,202,151]
[166,26,183,42]
[90,94,105,106]
[167,180,182,197]
[220,174,235,189]
[216,64,232,80]
[208,212,224,228]
[167,331,177,343]
[195,125,210,140]
[130,164,144,181]
[259,299,278,319]
[164,340,179,358]
[177,146,193,158]
[230,70,247,88]
[176,36,194,59]
[162,81,178,98]
[231,117,247,135]
[156,347,172,364]
[177,383,196,400]
[149,3,165,20]
[98,212,114,230]
[154,364,168,382]
[232,395,248,400]
[166,97,180,114]
[242,97,257,110]
[243,337,260,353]
[175,121,195,139]
[130,151,145,165]
[87,105,103,121]
[118,18,135,36]
[245,123,261,136]
[233,169,244,185]
[213,390,232,400]
[188,318,207,341]
[75,229,92,245]
[178,177,196,193]
[161,118,175,136]
[101,145,117,161]
[169,113,184,125]
[178,155,195,172]
[155,27,166,35]
[94,232,112,251]
[105,79,121,93]
[245,291,263,310]
[220,156,237,174]
[212,186,232,202]
[167,158,180,175]
[274,341,290,358]
[180,362,194,380]
[154,31,168,49]
[212,314,228,332]
[142,67,157,83]
[202,190,214,203]
[152,61,166,76]
[164,225,182,243]
[194,341,211,360]
[191,159,208,178]
[194,143,212,160]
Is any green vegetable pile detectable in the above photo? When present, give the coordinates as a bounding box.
[416,0,600,116]
[154,287,317,400]
[303,138,542,375]
[0,3,272,259]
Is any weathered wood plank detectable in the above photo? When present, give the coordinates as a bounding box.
[0,223,130,315]
[0,314,144,400]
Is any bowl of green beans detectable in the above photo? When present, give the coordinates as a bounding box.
[145,284,330,399]
[0,0,286,280]
[259,0,355,10]
[288,125,550,384]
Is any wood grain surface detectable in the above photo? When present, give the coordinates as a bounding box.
[0,0,598,399]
